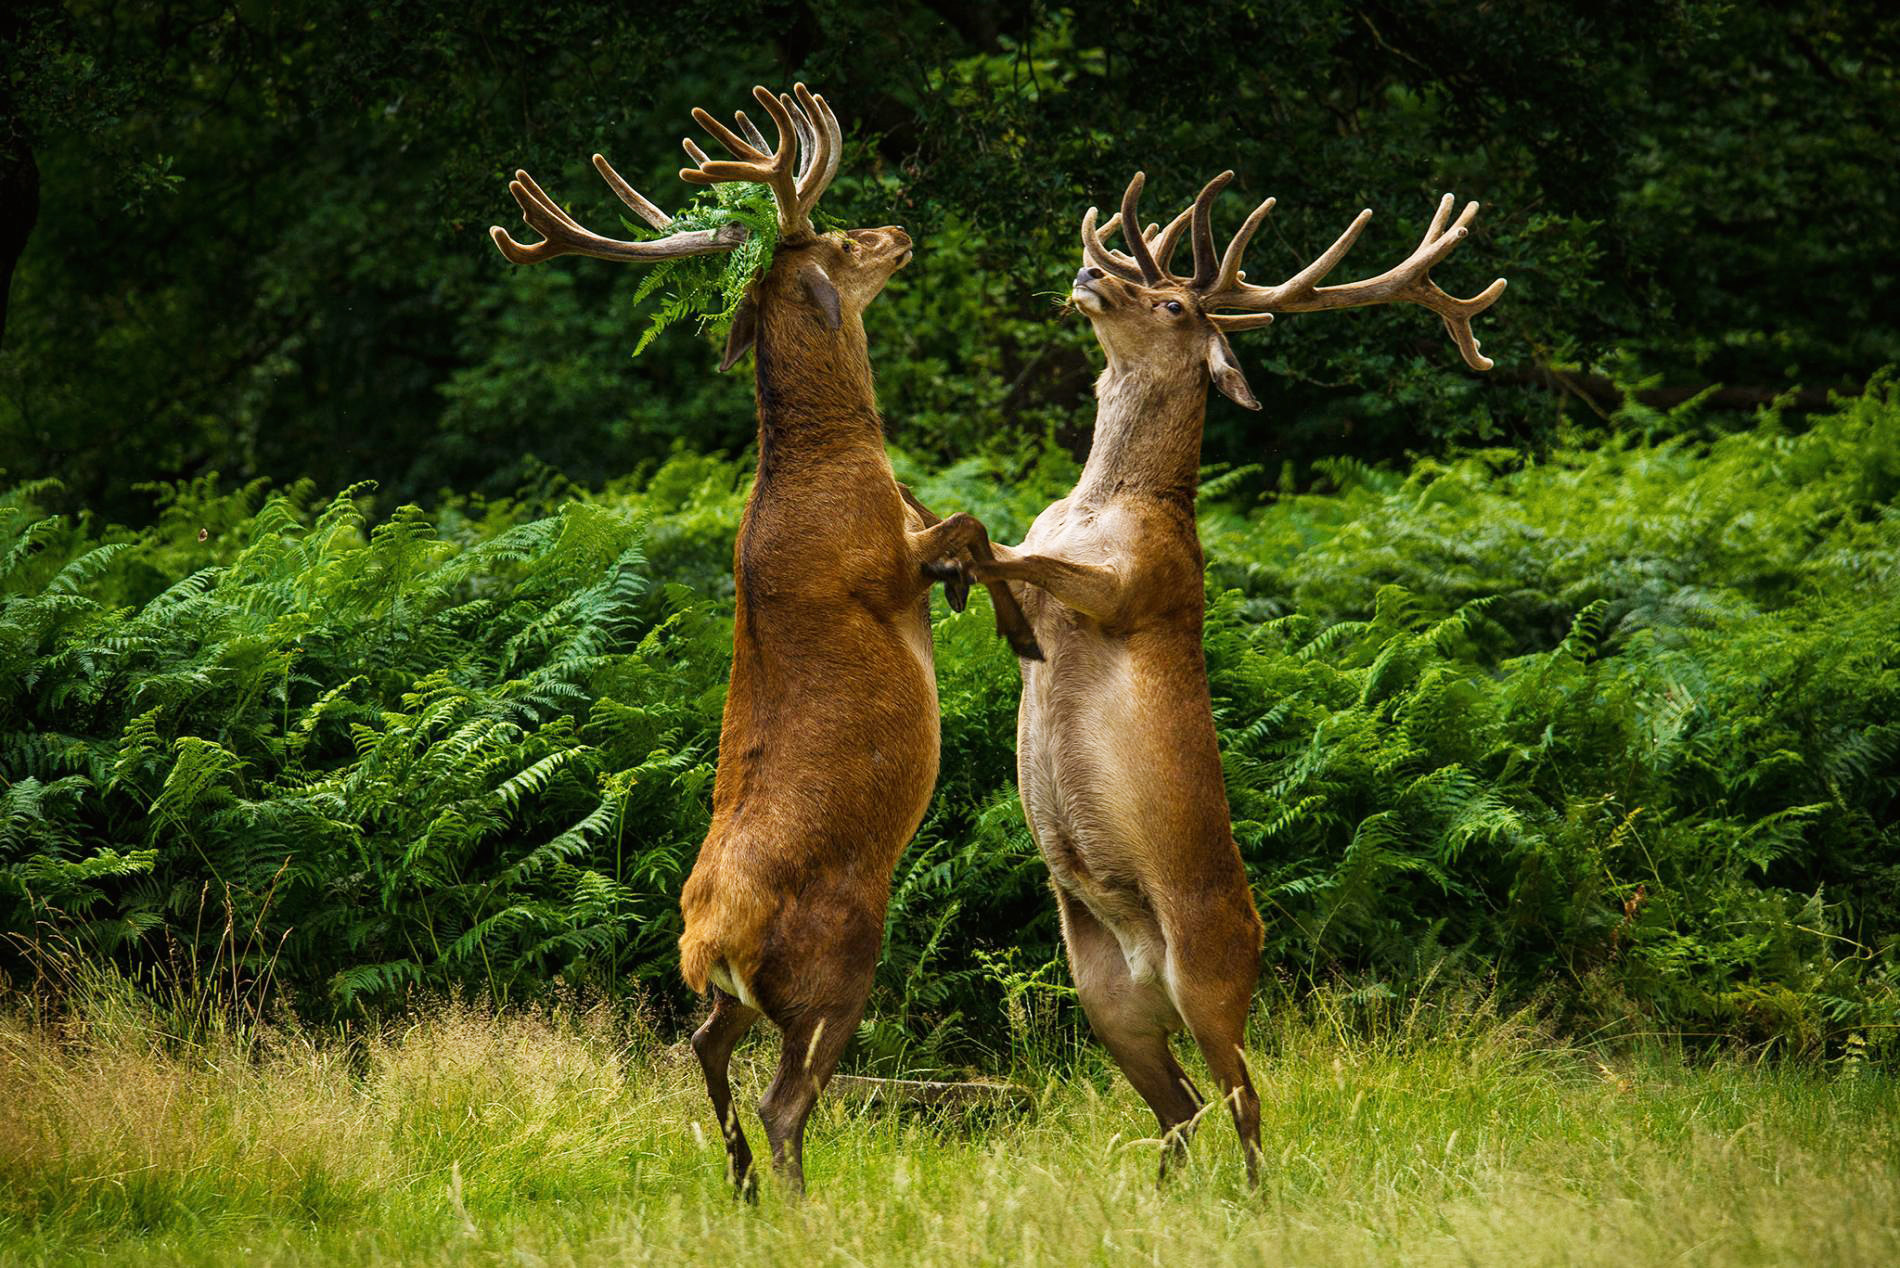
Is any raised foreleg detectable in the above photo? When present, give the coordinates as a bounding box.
[896,483,968,612]
[904,505,1043,660]
[966,548,1126,625]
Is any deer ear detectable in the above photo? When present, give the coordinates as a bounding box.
[1205,332,1261,411]
[718,292,759,372]
[799,262,843,331]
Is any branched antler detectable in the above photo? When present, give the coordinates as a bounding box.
[1083,173,1508,371]
[491,82,846,269]
[490,154,747,266]
[680,83,842,241]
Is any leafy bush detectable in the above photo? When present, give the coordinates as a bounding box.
[0,470,734,1011]
[4,388,1897,1061]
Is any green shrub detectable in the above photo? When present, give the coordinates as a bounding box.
[4,388,1897,1061]
[0,465,733,1012]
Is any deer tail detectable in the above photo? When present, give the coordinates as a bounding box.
[677,875,771,1007]
[678,926,721,996]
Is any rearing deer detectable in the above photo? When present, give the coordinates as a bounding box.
[492,85,1039,1195]
[964,171,1505,1184]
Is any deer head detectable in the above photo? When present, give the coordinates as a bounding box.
[1071,172,1508,409]
[490,84,911,371]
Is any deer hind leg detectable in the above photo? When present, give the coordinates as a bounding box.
[1167,933,1264,1187]
[756,1000,862,1196]
[1054,886,1203,1181]
[692,989,762,1197]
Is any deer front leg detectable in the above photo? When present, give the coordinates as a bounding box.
[895,482,941,528]
[965,551,1126,625]
[897,484,969,611]
[906,512,1044,661]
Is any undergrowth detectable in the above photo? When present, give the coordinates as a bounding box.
[2,383,1897,1062]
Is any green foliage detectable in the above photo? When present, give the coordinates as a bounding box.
[5,2,1896,519]
[0,463,738,1012]
[4,389,1898,1062]
[1200,375,1900,649]
[627,181,782,355]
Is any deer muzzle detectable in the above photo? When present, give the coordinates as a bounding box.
[1071,265,1108,312]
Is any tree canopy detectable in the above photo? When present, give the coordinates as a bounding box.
[4,1,1895,520]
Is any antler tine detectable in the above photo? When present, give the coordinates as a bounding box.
[791,84,843,214]
[1080,206,1148,283]
[691,106,769,162]
[679,85,810,238]
[1149,206,1193,279]
[1078,178,1199,285]
[1252,207,1375,305]
[732,109,771,155]
[490,162,746,267]
[592,154,671,231]
[1187,171,1234,289]
[1432,275,1509,370]
[1118,173,1163,285]
[819,92,845,191]
[779,92,817,182]
[1208,195,1278,296]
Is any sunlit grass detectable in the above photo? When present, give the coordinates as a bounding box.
[2,984,1895,1266]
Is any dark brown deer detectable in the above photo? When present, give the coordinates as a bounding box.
[963,171,1505,1185]
[492,85,1040,1195]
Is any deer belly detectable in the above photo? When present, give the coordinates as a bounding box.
[717,601,940,863]
[1018,649,1166,974]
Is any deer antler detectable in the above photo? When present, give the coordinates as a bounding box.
[680,83,842,241]
[1202,191,1507,370]
[490,154,748,266]
[1081,199,1194,287]
[1083,173,1507,371]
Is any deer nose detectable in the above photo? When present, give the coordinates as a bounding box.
[1074,266,1103,287]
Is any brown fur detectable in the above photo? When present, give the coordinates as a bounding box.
[679,227,1039,1197]
[967,268,1268,1187]
[971,170,1501,1187]
[490,85,1040,1197]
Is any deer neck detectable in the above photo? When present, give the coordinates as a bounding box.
[750,300,887,472]
[1073,356,1207,511]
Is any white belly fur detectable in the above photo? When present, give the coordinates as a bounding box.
[1020,642,1168,985]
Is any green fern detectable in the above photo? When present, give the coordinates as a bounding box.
[629,181,784,355]
[4,386,1899,1061]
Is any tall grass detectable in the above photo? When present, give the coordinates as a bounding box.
[2,978,1895,1266]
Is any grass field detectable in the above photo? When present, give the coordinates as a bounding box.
[3,984,1896,1267]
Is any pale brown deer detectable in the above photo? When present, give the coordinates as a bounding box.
[492,85,1040,1195]
[963,171,1505,1185]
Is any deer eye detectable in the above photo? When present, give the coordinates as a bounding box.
[842,240,856,254]
[1165,300,1183,315]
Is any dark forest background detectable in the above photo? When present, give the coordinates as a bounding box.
[5,1,1894,519]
